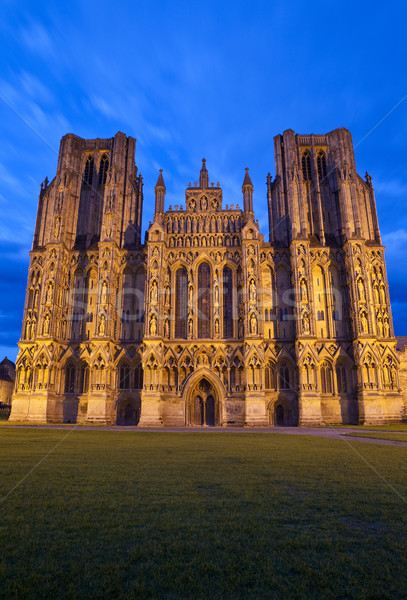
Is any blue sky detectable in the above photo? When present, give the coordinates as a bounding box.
[0,0,406,360]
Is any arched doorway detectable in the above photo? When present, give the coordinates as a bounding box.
[117,398,140,426]
[189,378,218,426]
[275,404,284,426]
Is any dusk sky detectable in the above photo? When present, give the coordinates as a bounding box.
[1,1,406,361]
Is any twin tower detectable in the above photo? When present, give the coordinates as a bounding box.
[10,128,406,426]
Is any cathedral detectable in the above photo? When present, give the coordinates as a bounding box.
[9,128,407,426]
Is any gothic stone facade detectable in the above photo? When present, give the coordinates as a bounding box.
[10,129,406,426]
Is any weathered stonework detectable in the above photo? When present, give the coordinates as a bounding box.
[10,128,406,426]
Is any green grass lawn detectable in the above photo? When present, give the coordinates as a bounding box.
[343,432,407,443]
[338,423,407,431]
[1,430,407,600]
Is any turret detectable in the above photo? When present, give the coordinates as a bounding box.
[199,158,209,189]
[242,167,253,213]
[154,169,166,214]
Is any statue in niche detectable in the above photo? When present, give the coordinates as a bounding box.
[238,319,244,338]
[98,313,106,336]
[201,197,207,210]
[374,285,380,304]
[377,318,383,337]
[188,318,193,337]
[249,279,257,303]
[358,279,365,301]
[189,285,193,305]
[46,283,53,304]
[165,286,170,306]
[300,279,308,302]
[101,281,108,304]
[302,312,310,333]
[164,318,170,338]
[149,314,157,336]
[54,216,61,239]
[214,285,219,304]
[215,319,219,335]
[380,286,386,304]
[150,280,158,304]
[384,318,390,337]
[43,314,50,336]
[250,313,257,335]
[361,312,368,333]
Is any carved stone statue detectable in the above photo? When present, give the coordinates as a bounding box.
[165,286,170,306]
[98,313,106,336]
[214,285,219,304]
[54,216,61,239]
[302,312,310,333]
[384,318,390,337]
[358,279,365,301]
[249,279,256,303]
[46,283,53,304]
[361,312,368,333]
[164,318,169,338]
[150,280,158,304]
[101,281,108,304]
[43,314,50,336]
[149,314,157,335]
[250,313,257,335]
[238,319,244,338]
[300,279,308,301]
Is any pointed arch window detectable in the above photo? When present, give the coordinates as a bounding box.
[302,151,312,182]
[278,363,290,389]
[84,155,94,185]
[336,365,347,393]
[317,151,327,181]
[198,262,211,338]
[134,363,143,389]
[99,154,109,185]
[223,266,233,338]
[175,267,188,339]
[321,362,333,393]
[78,363,89,393]
[64,363,76,393]
[119,363,131,390]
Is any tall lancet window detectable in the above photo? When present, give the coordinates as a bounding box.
[99,154,109,185]
[198,262,211,338]
[84,155,94,185]
[175,267,188,339]
[317,151,327,181]
[301,151,312,182]
[223,266,233,338]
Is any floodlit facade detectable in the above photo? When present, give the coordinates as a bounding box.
[10,129,406,426]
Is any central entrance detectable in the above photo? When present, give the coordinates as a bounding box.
[189,378,218,426]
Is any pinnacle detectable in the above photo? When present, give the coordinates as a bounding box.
[243,167,253,187]
[155,169,165,188]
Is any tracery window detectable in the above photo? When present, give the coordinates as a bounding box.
[175,267,188,339]
[302,151,312,182]
[134,363,143,389]
[99,154,109,185]
[119,363,131,390]
[64,363,76,393]
[223,266,233,338]
[317,151,327,181]
[84,155,94,185]
[198,262,211,338]
[278,363,290,389]
[78,363,89,393]
[336,365,347,393]
[321,362,333,393]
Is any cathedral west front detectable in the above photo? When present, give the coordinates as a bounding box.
[9,128,407,426]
